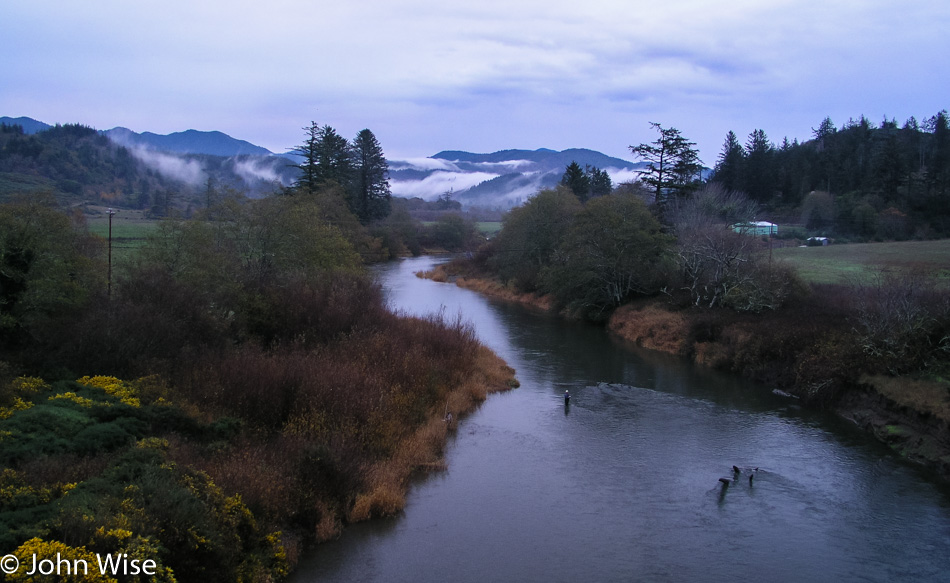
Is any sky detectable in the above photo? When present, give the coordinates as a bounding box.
[3,0,949,164]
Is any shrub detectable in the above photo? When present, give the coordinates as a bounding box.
[849,270,950,374]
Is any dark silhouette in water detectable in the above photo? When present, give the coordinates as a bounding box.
[564,390,571,405]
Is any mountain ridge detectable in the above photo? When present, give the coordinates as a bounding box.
[0,116,52,134]
[2,116,648,207]
[104,127,275,157]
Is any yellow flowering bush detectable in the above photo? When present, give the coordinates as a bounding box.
[0,396,33,419]
[75,376,140,407]
[49,392,96,408]
[0,377,50,418]
[0,469,75,509]
[9,377,49,396]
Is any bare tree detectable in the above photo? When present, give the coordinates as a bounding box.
[850,270,949,373]
[669,184,790,310]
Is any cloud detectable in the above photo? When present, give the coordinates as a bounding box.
[389,158,461,172]
[391,170,500,200]
[129,147,205,185]
[467,160,534,172]
[232,157,286,185]
[606,168,644,185]
[3,0,948,165]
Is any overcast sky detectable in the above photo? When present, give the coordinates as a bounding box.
[3,0,948,163]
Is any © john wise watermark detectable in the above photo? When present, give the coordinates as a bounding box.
[2,552,157,576]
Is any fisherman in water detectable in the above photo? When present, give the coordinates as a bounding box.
[564,390,571,405]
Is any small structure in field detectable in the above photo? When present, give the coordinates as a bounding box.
[732,221,778,237]
[806,236,829,246]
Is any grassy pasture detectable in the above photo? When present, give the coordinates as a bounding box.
[83,206,159,257]
[773,239,950,284]
[84,206,157,237]
[477,221,502,236]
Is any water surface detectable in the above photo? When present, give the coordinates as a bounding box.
[293,256,950,583]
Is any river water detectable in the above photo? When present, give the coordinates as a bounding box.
[293,255,950,583]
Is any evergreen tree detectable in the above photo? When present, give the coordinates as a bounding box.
[561,161,591,202]
[712,131,744,192]
[289,122,353,196]
[314,125,352,187]
[589,166,613,198]
[927,110,950,196]
[350,128,391,223]
[289,121,321,196]
[813,117,837,144]
[743,129,775,202]
[630,122,702,205]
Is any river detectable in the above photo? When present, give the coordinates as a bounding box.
[292,255,950,583]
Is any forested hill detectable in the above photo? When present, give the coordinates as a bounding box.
[711,111,950,238]
[104,127,273,157]
[0,122,173,208]
[0,121,295,213]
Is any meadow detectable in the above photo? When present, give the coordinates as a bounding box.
[84,206,158,242]
[773,239,950,284]
[476,221,502,236]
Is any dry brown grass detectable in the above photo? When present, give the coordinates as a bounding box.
[416,266,556,311]
[862,374,950,422]
[455,276,556,311]
[347,344,517,523]
[607,302,688,354]
[415,266,449,282]
[692,341,732,368]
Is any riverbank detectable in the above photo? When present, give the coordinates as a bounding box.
[418,264,950,480]
[345,344,518,526]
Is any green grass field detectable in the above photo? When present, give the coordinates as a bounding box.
[84,207,159,257]
[477,221,502,236]
[773,239,950,284]
[85,208,157,237]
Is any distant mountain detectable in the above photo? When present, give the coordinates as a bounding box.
[1,117,274,157]
[0,116,52,134]
[3,115,652,209]
[390,148,648,208]
[104,127,273,157]
[0,117,295,208]
[432,148,637,173]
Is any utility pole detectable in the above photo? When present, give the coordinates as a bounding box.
[107,208,117,299]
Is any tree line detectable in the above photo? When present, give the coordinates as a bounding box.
[709,111,950,238]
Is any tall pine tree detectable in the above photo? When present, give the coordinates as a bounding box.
[561,161,591,202]
[712,131,744,192]
[350,128,391,223]
[289,121,321,196]
[630,122,702,205]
